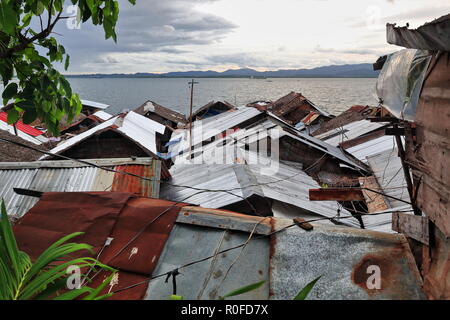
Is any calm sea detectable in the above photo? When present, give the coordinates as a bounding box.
[66,77,378,116]
[1,78,378,116]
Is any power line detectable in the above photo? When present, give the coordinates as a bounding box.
[110,207,412,295]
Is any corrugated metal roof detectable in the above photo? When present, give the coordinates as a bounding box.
[0,120,47,145]
[367,149,411,208]
[161,161,361,228]
[345,135,397,163]
[315,121,411,232]
[13,193,186,300]
[360,205,413,234]
[387,14,450,51]
[12,193,425,300]
[81,99,110,110]
[41,111,166,159]
[146,206,425,300]
[134,101,187,125]
[314,120,388,146]
[93,110,113,120]
[0,112,45,137]
[167,113,366,172]
[0,158,162,218]
[269,218,425,299]
[167,107,262,157]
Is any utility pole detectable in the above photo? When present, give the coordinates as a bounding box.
[188,79,198,159]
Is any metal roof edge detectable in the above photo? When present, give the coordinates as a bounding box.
[0,157,158,169]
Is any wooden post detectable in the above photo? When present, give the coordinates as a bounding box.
[393,123,421,216]
[188,79,198,159]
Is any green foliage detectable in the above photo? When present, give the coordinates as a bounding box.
[293,276,321,300]
[219,280,266,300]
[0,200,117,300]
[0,0,136,134]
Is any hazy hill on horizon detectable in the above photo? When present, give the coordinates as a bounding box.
[67,63,379,78]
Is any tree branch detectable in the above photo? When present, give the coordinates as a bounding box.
[0,9,63,59]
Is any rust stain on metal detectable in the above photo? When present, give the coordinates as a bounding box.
[351,246,403,296]
[112,164,157,197]
[268,217,277,298]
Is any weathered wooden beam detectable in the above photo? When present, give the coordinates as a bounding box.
[392,212,429,245]
[385,127,406,136]
[293,218,314,231]
[340,129,385,149]
[13,188,43,198]
[309,188,365,201]
[367,117,400,123]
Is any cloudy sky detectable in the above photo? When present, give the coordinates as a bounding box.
[52,0,449,74]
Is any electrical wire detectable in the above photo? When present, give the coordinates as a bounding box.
[110,208,412,295]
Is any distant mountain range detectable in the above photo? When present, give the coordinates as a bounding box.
[67,63,379,78]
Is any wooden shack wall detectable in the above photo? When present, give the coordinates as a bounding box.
[54,131,152,160]
[404,52,450,299]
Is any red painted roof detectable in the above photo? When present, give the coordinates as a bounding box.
[0,112,44,137]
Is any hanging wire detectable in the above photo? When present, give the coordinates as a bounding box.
[110,207,413,295]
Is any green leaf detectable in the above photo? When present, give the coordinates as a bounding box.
[170,294,184,300]
[6,108,20,124]
[22,109,38,124]
[83,272,116,300]
[64,55,70,71]
[293,276,322,300]
[2,82,18,101]
[220,280,265,300]
[53,287,93,300]
[0,1,18,35]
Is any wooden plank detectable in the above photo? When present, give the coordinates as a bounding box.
[340,129,385,149]
[177,206,272,235]
[358,176,390,213]
[309,188,365,201]
[293,218,314,231]
[385,127,405,136]
[392,212,429,245]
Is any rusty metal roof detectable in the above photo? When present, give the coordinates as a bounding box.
[13,192,187,300]
[147,206,425,300]
[0,158,163,218]
[133,100,187,125]
[12,192,425,300]
[387,14,450,51]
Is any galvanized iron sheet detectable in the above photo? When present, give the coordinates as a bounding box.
[269,218,425,300]
[145,224,270,300]
[0,159,162,218]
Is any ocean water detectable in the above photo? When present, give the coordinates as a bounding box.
[1,78,378,116]
[66,77,378,116]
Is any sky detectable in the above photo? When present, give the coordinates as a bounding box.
[49,0,450,74]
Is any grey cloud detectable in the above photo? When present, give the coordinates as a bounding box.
[314,46,384,56]
[349,5,450,28]
[54,0,236,72]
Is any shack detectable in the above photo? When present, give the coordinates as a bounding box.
[374,14,450,299]
[40,111,168,160]
[192,101,236,121]
[267,92,332,127]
